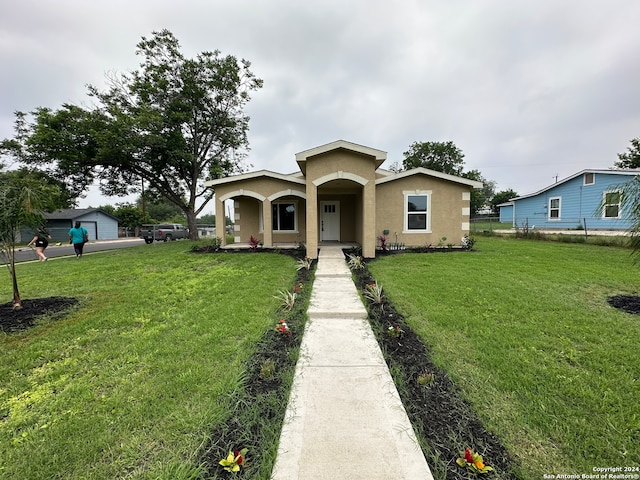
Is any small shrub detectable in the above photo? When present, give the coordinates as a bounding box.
[190,237,222,252]
[248,235,261,252]
[461,235,476,250]
[347,254,365,270]
[344,245,362,257]
[274,290,296,311]
[378,235,388,253]
[363,281,384,305]
[417,371,435,387]
[387,325,404,338]
[259,359,276,379]
[296,256,312,271]
[275,319,291,337]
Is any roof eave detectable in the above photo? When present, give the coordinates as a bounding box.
[376,167,483,189]
[205,170,306,187]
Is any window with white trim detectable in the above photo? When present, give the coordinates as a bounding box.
[603,191,621,218]
[272,202,296,231]
[404,193,430,232]
[549,197,561,220]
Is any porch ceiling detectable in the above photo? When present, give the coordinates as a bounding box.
[317,179,361,194]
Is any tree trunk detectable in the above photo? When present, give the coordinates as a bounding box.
[8,257,22,310]
[186,208,199,241]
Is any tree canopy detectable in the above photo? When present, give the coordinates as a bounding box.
[462,169,495,215]
[1,29,263,239]
[400,140,498,215]
[402,141,466,175]
[615,137,640,169]
[490,189,518,214]
[0,167,74,212]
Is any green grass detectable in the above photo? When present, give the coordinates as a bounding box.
[0,242,299,479]
[470,218,512,232]
[368,237,640,478]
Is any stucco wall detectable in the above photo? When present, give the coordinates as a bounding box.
[234,196,307,244]
[211,146,475,255]
[305,150,378,184]
[305,150,377,255]
[375,175,471,246]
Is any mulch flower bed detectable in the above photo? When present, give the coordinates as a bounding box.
[0,297,79,333]
[607,294,640,314]
[350,254,518,480]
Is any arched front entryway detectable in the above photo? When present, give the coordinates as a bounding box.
[215,188,306,247]
[307,171,376,258]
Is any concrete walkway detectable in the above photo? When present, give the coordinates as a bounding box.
[271,246,433,480]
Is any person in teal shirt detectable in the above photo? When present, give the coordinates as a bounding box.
[68,221,88,258]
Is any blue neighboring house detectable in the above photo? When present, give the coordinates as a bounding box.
[499,169,640,231]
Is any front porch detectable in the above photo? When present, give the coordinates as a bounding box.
[220,241,360,252]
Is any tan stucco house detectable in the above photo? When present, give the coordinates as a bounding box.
[205,140,482,259]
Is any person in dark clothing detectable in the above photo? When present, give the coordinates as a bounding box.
[27,228,51,262]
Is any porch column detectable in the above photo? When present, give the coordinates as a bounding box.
[362,181,376,258]
[263,199,273,247]
[306,182,318,259]
[216,196,227,246]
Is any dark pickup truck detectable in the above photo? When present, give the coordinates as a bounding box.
[140,224,189,243]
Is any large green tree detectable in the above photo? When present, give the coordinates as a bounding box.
[138,195,184,223]
[401,140,495,215]
[402,140,466,175]
[1,30,262,239]
[615,137,640,169]
[490,189,518,214]
[113,203,145,235]
[463,169,495,215]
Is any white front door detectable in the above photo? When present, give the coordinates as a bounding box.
[320,201,340,241]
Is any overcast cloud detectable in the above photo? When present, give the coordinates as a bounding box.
[2,0,639,209]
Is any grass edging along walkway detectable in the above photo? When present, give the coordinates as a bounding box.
[364,237,640,479]
[0,242,309,480]
[348,249,517,480]
[196,250,315,479]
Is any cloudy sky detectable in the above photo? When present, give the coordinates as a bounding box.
[2,0,639,210]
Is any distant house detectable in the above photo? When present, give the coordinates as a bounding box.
[498,202,514,224]
[39,208,120,242]
[499,169,640,230]
[205,140,483,258]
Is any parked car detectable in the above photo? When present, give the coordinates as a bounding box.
[139,224,189,243]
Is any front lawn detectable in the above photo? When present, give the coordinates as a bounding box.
[0,242,300,479]
[368,237,640,478]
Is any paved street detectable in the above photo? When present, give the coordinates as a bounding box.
[12,238,146,263]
